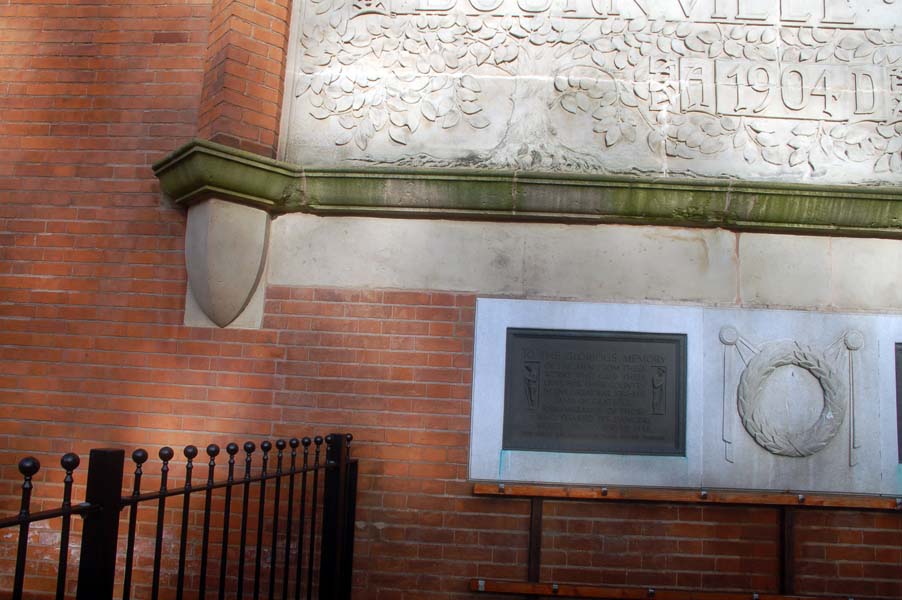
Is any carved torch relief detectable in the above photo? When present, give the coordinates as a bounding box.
[286,0,902,184]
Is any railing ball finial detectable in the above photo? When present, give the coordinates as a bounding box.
[207,444,220,458]
[325,434,335,445]
[184,445,198,460]
[314,436,324,446]
[132,449,149,465]
[244,441,256,454]
[226,442,239,456]
[261,440,272,453]
[345,433,353,445]
[276,439,287,451]
[302,437,312,448]
[18,456,40,478]
[60,453,80,472]
[159,447,174,462]
[289,438,300,449]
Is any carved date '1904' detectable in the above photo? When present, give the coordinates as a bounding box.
[291,0,902,180]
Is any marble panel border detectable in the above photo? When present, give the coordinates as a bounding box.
[469,299,706,488]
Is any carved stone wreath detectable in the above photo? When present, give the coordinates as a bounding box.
[737,341,845,458]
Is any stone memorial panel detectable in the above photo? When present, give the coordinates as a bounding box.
[285,0,902,185]
[502,328,687,455]
[470,298,902,495]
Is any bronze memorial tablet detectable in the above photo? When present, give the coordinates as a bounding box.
[503,328,687,456]
[897,343,902,464]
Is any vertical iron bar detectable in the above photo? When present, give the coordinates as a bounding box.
[12,457,39,600]
[319,434,349,600]
[282,438,299,600]
[149,447,174,600]
[527,498,543,583]
[780,507,796,594]
[253,440,272,600]
[339,435,356,600]
[176,445,198,600]
[122,450,148,600]
[75,449,125,600]
[219,443,240,600]
[199,444,220,600]
[268,440,286,600]
[306,437,323,600]
[294,438,312,600]
[237,442,256,600]
[55,454,80,600]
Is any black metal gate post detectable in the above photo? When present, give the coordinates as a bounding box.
[319,433,354,600]
[76,448,125,600]
[341,453,358,600]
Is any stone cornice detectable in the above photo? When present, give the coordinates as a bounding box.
[153,139,902,238]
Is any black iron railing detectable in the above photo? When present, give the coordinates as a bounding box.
[0,433,357,600]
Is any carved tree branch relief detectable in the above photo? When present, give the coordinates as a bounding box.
[286,0,902,183]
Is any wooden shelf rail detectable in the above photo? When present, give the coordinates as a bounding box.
[469,579,843,600]
[472,482,902,511]
[471,483,902,600]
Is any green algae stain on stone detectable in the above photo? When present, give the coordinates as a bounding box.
[154,140,902,239]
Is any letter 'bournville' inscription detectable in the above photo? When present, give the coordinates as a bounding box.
[502,329,687,455]
[286,0,902,185]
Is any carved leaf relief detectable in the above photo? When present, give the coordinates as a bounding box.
[288,0,902,184]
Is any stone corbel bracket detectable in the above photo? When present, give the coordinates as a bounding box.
[152,141,292,327]
[153,139,902,326]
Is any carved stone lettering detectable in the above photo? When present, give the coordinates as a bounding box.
[285,0,902,184]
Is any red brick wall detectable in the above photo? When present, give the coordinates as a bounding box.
[4,282,902,598]
[197,0,292,157]
[2,0,902,598]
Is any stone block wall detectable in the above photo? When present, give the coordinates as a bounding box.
[2,0,902,598]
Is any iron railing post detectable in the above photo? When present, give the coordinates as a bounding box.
[319,433,353,600]
[340,440,358,600]
[12,457,40,600]
[76,448,125,600]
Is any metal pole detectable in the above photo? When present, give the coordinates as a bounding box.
[76,448,125,600]
[528,498,543,583]
[319,433,349,600]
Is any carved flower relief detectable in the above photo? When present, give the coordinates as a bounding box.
[292,3,902,178]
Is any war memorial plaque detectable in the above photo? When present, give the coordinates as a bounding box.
[896,343,902,464]
[471,299,902,494]
[502,328,687,456]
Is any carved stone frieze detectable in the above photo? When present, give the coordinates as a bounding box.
[284,0,902,185]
